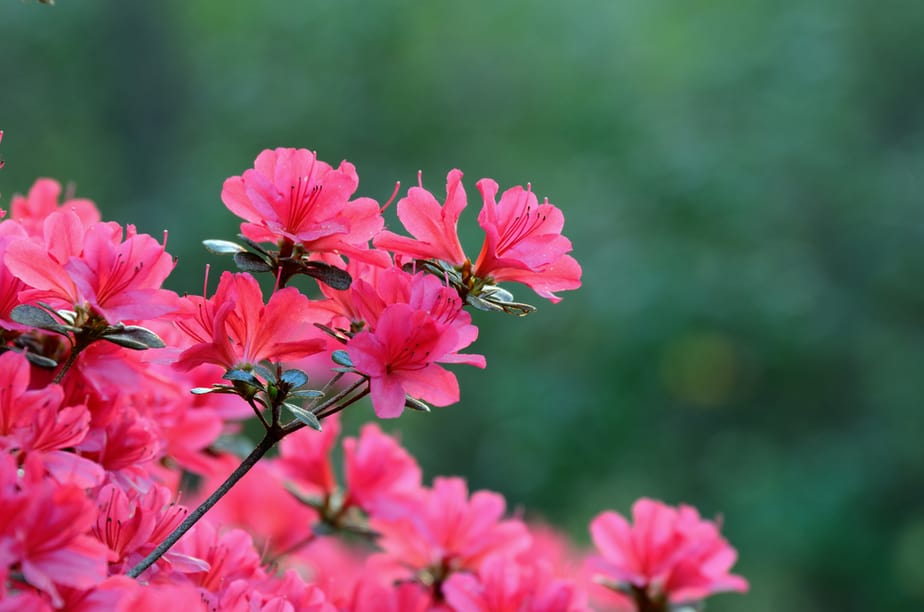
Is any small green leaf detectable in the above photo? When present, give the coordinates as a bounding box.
[253,364,276,382]
[280,369,309,388]
[223,369,263,388]
[10,304,61,329]
[283,402,322,431]
[405,397,432,412]
[22,352,58,368]
[302,261,352,290]
[102,325,166,350]
[331,350,353,367]
[211,434,255,457]
[290,389,324,400]
[233,252,273,273]
[202,239,248,255]
[237,234,271,256]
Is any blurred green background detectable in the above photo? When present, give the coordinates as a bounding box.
[3,1,924,609]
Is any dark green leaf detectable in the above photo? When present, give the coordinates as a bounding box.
[331,350,353,367]
[283,402,322,431]
[237,234,271,256]
[10,304,61,329]
[223,369,263,388]
[302,261,352,290]
[102,325,165,349]
[280,369,309,388]
[202,239,248,255]
[405,396,432,412]
[211,434,256,457]
[23,352,58,368]
[233,252,273,273]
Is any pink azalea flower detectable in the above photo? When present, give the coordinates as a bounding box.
[92,483,203,575]
[374,170,582,303]
[7,178,100,237]
[221,147,383,260]
[346,272,485,418]
[173,271,328,371]
[442,553,590,612]
[472,178,582,303]
[168,520,266,598]
[589,498,749,607]
[276,414,341,498]
[4,215,179,323]
[0,454,110,607]
[342,423,422,519]
[369,477,531,592]
[350,576,433,612]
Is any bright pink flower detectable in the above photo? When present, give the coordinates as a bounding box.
[442,553,589,612]
[221,147,383,260]
[0,455,110,607]
[343,423,422,519]
[589,498,749,607]
[174,271,328,371]
[472,179,582,303]
[7,178,100,237]
[374,170,582,302]
[4,215,178,323]
[276,414,341,498]
[168,520,265,596]
[347,273,485,418]
[92,484,202,574]
[369,477,531,589]
[350,576,433,612]
[374,169,467,266]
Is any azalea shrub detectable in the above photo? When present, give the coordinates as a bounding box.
[0,140,748,611]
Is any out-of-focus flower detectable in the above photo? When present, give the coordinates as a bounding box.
[589,498,748,608]
[369,477,531,594]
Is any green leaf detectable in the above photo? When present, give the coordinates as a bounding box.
[237,234,271,256]
[280,369,309,388]
[22,352,58,368]
[331,350,353,367]
[283,402,322,431]
[405,396,432,412]
[202,239,248,255]
[223,369,263,388]
[10,304,67,332]
[101,325,166,350]
[289,389,324,400]
[302,261,352,290]
[233,252,273,273]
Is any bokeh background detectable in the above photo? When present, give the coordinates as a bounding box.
[3,1,923,610]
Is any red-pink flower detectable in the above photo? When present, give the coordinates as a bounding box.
[472,179,582,303]
[276,414,341,498]
[4,215,178,323]
[7,178,100,237]
[589,498,749,607]
[173,271,328,371]
[0,454,111,607]
[342,423,422,519]
[221,147,383,260]
[442,553,590,612]
[374,170,582,302]
[369,477,531,588]
[347,272,485,418]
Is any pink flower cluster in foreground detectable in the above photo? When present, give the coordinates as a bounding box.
[0,145,746,610]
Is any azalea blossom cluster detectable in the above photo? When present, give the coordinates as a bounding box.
[0,143,747,610]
